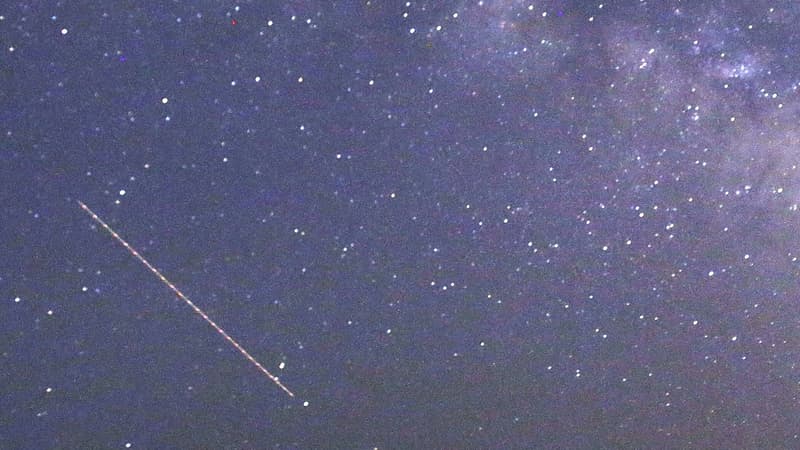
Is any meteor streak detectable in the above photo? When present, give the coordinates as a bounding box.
[77,200,294,397]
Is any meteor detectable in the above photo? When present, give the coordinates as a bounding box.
[77,200,295,397]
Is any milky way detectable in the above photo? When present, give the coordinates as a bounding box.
[3,1,800,448]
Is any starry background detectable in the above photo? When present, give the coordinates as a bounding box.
[3,0,800,448]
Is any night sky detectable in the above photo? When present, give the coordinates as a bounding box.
[3,1,800,448]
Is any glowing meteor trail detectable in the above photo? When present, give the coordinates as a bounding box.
[77,200,295,397]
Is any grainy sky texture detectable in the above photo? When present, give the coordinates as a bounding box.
[3,1,800,448]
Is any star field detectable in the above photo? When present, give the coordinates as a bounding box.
[3,1,800,448]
